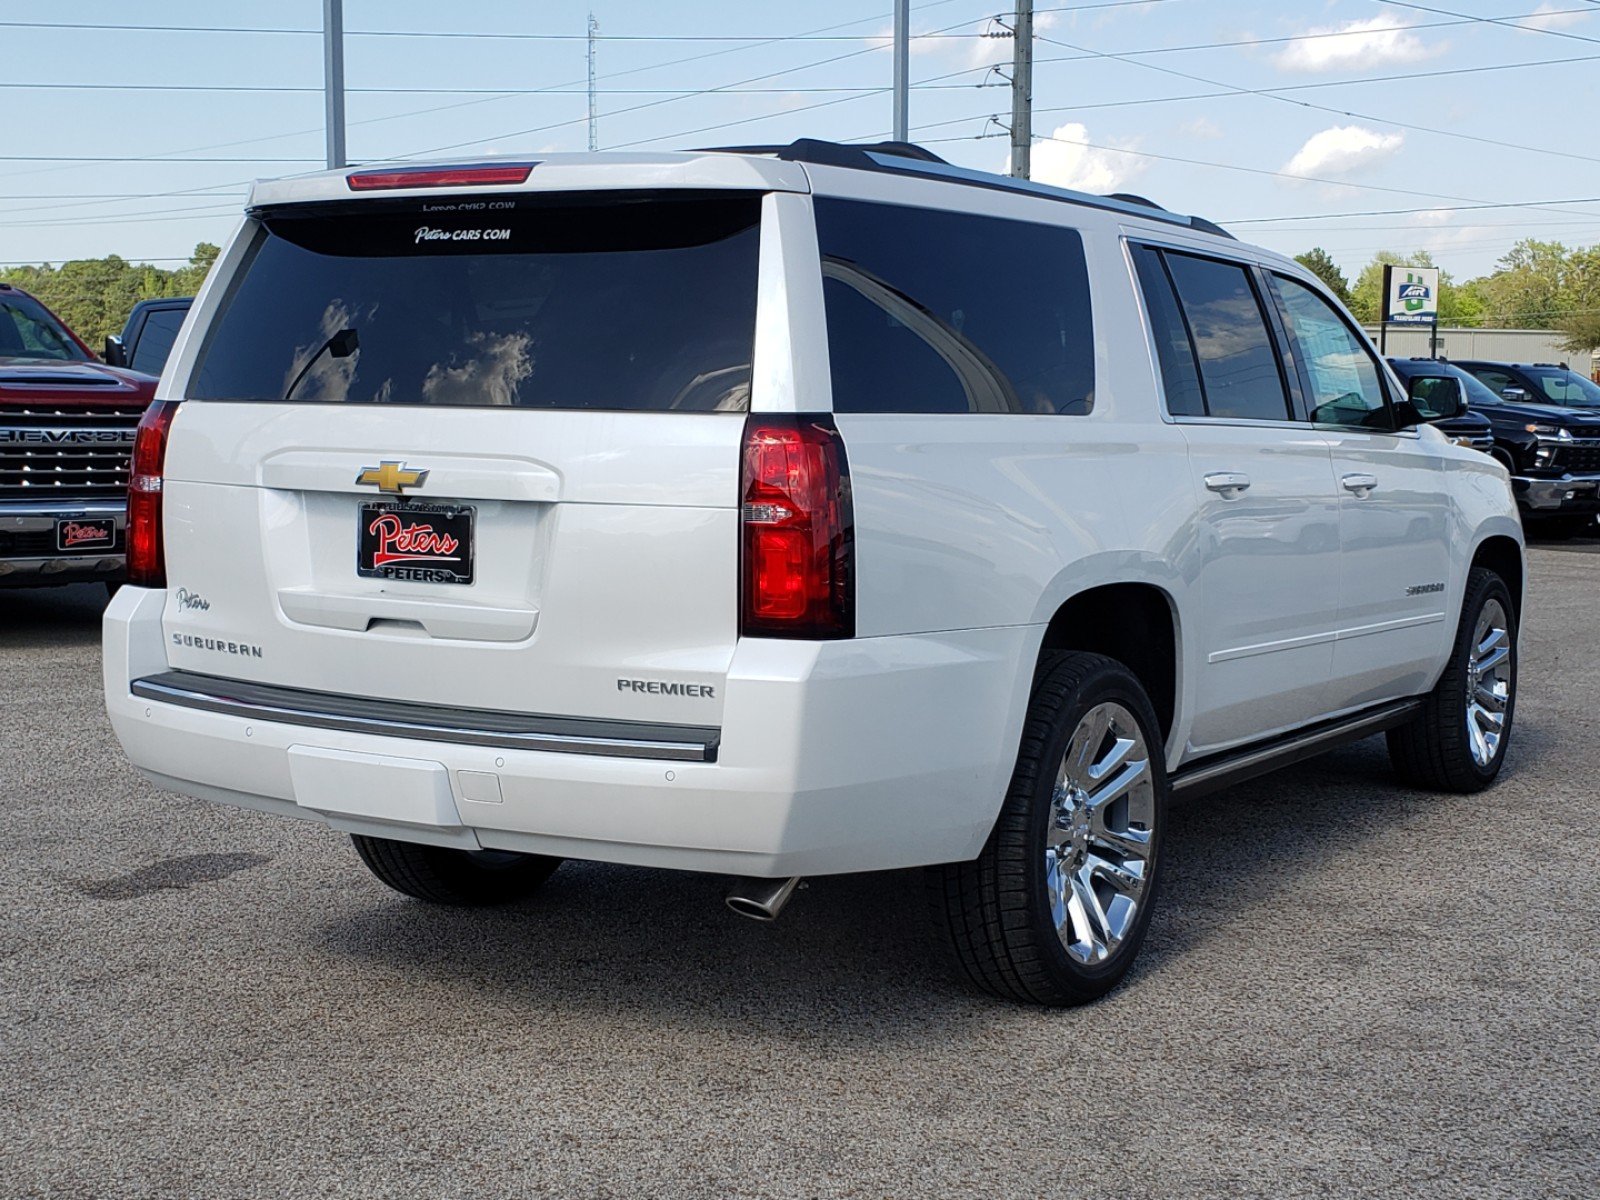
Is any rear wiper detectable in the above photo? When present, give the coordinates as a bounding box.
[283,327,359,400]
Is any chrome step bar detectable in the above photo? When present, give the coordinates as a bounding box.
[131,670,720,762]
[1170,698,1423,799]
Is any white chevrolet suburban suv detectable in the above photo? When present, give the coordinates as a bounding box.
[103,141,1524,1005]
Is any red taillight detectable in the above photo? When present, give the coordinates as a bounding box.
[346,162,537,191]
[740,415,854,639]
[126,400,179,588]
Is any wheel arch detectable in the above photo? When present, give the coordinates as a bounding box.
[1034,580,1182,744]
[1470,531,1525,622]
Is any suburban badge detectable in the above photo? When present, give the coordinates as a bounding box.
[356,461,429,495]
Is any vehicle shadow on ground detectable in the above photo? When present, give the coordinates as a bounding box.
[0,584,107,646]
[313,733,1463,1027]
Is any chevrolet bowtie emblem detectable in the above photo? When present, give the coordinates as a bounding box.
[356,461,429,494]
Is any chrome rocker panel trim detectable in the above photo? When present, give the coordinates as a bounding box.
[1171,698,1424,799]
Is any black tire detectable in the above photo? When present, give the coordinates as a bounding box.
[1387,567,1517,793]
[351,835,561,905]
[929,652,1168,1007]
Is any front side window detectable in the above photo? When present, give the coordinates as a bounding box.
[0,295,86,362]
[191,193,761,411]
[1270,274,1391,430]
[814,198,1095,415]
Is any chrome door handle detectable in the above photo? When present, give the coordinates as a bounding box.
[1341,473,1379,497]
[1204,472,1251,496]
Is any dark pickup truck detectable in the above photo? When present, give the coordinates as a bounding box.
[0,283,157,589]
[1453,360,1600,537]
[103,296,192,379]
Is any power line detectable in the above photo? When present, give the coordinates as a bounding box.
[1225,198,1600,225]
[0,19,986,40]
[1027,5,1598,61]
[0,81,981,95]
[856,52,1600,144]
[399,10,986,160]
[0,156,318,163]
[0,2,972,191]
[1033,31,1600,171]
[1376,0,1600,46]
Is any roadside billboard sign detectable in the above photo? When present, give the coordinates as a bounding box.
[1386,266,1441,325]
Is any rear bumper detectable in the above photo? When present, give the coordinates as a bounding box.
[104,587,1033,877]
[0,498,125,586]
[1513,473,1600,513]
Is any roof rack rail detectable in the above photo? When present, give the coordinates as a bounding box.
[700,139,1233,238]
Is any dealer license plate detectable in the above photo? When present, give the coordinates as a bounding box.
[356,501,474,585]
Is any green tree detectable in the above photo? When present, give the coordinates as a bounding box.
[0,242,220,349]
[1294,247,1352,306]
[1349,250,1478,327]
[1473,239,1569,329]
[1554,245,1600,352]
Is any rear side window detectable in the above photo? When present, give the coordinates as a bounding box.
[130,308,187,376]
[1269,274,1391,430]
[190,193,762,411]
[814,199,1094,415]
[1158,252,1291,422]
[1130,246,1204,417]
[1470,367,1516,396]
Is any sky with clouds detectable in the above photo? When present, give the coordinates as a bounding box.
[4,0,1598,281]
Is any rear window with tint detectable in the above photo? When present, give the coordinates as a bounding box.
[814,198,1095,415]
[190,193,762,411]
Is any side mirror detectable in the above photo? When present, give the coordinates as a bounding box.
[1502,386,1531,402]
[103,335,127,367]
[1405,376,1466,422]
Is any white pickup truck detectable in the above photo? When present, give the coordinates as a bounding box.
[103,141,1523,1005]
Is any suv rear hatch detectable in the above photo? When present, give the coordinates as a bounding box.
[158,181,785,728]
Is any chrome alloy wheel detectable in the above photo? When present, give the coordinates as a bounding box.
[1465,599,1513,768]
[1044,702,1157,966]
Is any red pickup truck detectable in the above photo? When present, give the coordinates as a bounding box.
[1,282,158,591]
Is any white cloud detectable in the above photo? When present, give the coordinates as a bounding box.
[1021,122,1146,193]
[867,24,948,58]
[1520,2,1589,31]
[1273,16,1440,73]
[1178,116,1223,141]
[1284,125,1405,178]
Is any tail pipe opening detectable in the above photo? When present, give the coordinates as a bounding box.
[724,876,802,922]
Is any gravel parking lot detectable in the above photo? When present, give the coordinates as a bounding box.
[3,543,1597,1199]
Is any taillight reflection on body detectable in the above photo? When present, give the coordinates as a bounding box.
[127,400,180,587]
[740,415,854,639]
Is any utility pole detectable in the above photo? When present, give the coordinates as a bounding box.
[892,0,909,143]
[587,13,600,152]
[323,0,346,169]
[1009,0,1033,179]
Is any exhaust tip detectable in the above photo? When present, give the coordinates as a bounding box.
[724,876,801,922]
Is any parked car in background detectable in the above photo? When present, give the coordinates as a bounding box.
[103,141,1524,1006]
[104,296,193,379]
[1385,358,1496,455]
[0,282,157,590]
[1453,359,1600,538]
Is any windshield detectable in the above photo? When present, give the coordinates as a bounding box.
[1442,363,1502,407]
[191,192,762,411]
[0,294,88,362]
[1523,366,1600,407]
